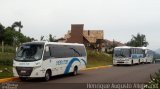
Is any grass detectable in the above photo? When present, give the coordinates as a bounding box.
[0,66,13,79]
[87,50,113,68]
[0,46,15,79]
[0,46,16,53]
[0,52,14,66]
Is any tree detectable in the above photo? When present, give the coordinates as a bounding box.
[0,23,5,42]
[126,33,149,47]
[3,27,15,45]
[40,36,44,41]
[49,34,55,42]
[0,21,34,46]
[111,39,117,48]
[11,21,23,32]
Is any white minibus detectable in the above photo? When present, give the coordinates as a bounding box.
[13,42,87,81]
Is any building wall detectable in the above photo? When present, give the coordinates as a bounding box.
[66,24,84,43]
[83,30,104,43]
[66,24,104,47]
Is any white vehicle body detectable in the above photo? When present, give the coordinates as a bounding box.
[140,47,153,63]
[13,42,87,79]
[113,46,143,65]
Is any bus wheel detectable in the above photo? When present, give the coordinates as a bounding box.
[44,70,51,81]
[131,60,133,66]
[72,66,78,76]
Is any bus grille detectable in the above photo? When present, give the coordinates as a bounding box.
[16,67,33,76]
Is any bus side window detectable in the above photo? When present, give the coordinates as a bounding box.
[43,46,51,60]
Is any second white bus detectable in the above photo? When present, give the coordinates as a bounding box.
[139,47,153,63]
[113,46,144,65]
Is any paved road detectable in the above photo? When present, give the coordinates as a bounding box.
[2,64,160,89]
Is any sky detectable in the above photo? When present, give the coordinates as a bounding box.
[0,0,160,50]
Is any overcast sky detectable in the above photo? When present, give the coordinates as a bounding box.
[0,0,160,50]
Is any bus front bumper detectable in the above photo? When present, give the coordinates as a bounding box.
[13,66,46,78]
[113,60,132,65]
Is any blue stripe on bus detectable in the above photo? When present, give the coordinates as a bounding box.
[81,58,87,65]
[64,58,86,74]
[64,58,80,74]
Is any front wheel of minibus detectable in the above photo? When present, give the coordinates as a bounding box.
[44,70,51,81]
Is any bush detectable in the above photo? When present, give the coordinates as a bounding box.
[0,52,14,66]
[0,46,16,53]
[145,70,160,89]
[87,50,113,68]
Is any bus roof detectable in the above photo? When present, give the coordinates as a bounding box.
[22,41,85,46]
[136,47,147,49]
[114,46,131,49]
[115,46,148,50]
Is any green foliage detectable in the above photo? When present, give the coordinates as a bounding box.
[40,34,56,42]
[87,50,112,68]
[11,21,23,32]
[40,36,44,41]
[0,52,14,66]
[0,47,14,78]
[126,33,149,47]
[146,70,160,89]
[49,34,56,42]
[0,66,13,79]
[0,21,35,46]
[0,23,5,42]
[0,46,16,53]
[3,27,14,45]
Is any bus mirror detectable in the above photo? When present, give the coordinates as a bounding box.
[45,46,49,52]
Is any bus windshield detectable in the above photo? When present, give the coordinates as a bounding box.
[15,44,44,62]
[114,48,130,58]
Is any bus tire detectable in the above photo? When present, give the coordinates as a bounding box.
[131,60,133,66]
[44,70,51,81]
[72,66,78,76]
[138,59,140,64]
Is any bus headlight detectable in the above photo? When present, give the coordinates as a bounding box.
[33,66,41,70]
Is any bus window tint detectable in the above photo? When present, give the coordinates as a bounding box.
[43,46,51,60]
[50,45,86,58]
[79,46,86,56]
[121,49,130,57]
[114,49,130,57]
[50,45,63,58]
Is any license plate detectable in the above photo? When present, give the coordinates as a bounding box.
[21,70,26,73]
[117,60,122,62]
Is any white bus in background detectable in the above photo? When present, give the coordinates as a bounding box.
[13,42,87,81]
[139,47,154,63]
[113,46,144,65]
